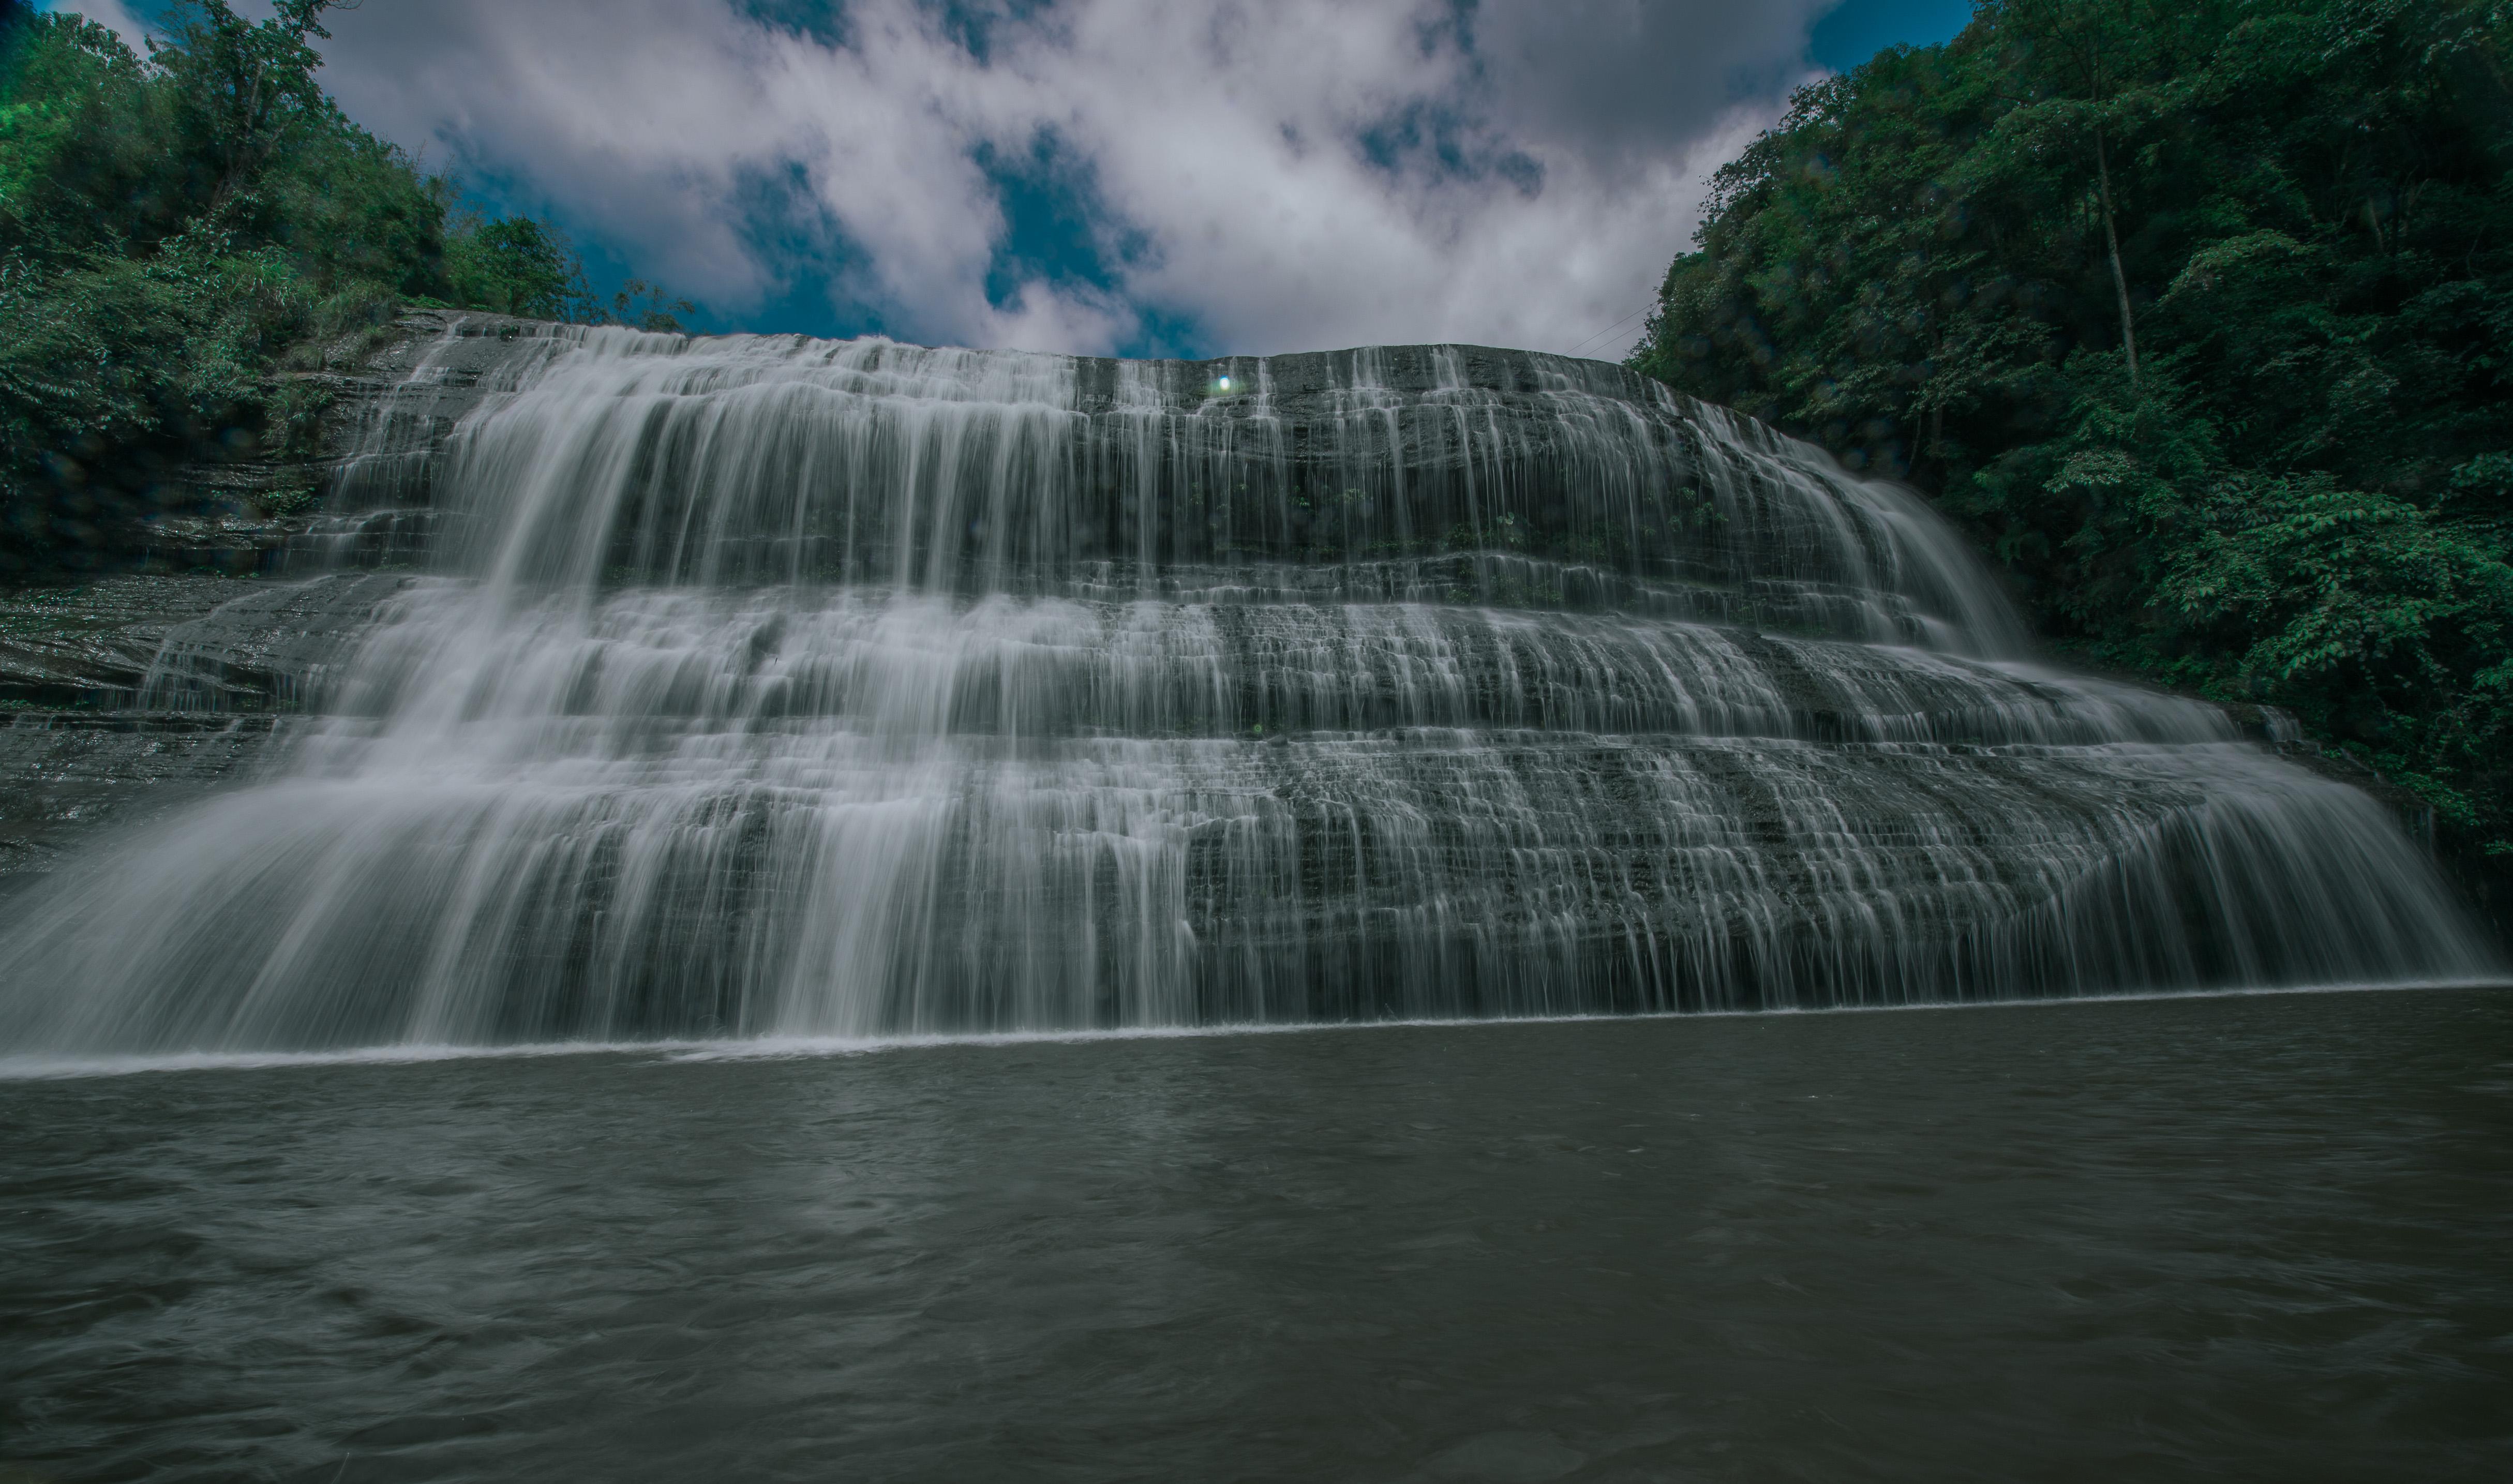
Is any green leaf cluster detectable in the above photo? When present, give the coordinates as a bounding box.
[1630,0,2513,864]
[0,0,692,571]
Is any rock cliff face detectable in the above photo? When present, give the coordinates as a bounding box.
[0,313,2446,894]
[0,310,523,880]
[0,313,2489,1030]
[0,311,2462,887]
[0,573,433,879]
[0,320,2493,1054]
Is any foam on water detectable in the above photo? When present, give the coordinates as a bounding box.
[3,980,2501,1084]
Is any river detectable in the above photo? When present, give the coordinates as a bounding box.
[4,984,2506,1482]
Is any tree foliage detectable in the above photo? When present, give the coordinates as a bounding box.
[0,0,691,570]
[1631,0,2513,865]
[444,212,583,320]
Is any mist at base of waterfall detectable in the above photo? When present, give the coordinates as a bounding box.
[5,986,2507,1484]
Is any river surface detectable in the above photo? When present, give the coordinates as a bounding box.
[3,986,2508,1483]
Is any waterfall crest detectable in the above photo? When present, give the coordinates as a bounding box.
[0,325,2494,1053]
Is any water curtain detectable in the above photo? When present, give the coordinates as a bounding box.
[0,327,2491,1052]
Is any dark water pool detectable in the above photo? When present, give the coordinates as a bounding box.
[4,987,2509,1482]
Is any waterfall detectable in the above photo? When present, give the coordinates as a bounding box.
[0,325,2494,1054]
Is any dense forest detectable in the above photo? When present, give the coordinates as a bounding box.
[0,0,685,572]
[1633,0,2513,877]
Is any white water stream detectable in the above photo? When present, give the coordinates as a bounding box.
[0,328,2492,1052]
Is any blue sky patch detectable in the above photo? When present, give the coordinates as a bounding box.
[1808,0,1977,74]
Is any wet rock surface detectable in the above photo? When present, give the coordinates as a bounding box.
[0,575,275,881]
[0,328,2491,1054]
[0,571,411,879]
[0,318,2490,980]
[0,711,283,884]
[139,572,411,710]
[0,574,275,706]
[0,304,485,879]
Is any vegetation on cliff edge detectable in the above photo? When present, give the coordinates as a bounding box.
[1632,0,2513,874]
[0,0,690,572]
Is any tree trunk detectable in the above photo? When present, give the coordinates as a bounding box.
[207,60,269,215]
[2093,126,2140,389]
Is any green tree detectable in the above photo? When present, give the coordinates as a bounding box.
[610,276,696,333]
[1630,0,2513,874]
[0,0,693,571]
[445,212,586,319]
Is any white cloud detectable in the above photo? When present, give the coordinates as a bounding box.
[41,0,151,47]
[298,0,1830,358]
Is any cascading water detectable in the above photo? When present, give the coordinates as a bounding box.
[0,325,2495,1054]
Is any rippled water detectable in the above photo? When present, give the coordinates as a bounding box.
[4,986,2507,1482]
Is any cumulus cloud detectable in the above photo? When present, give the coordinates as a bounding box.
[66,0,1840,358]
[43,0,150,46]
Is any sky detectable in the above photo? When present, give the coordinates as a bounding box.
[41,0,1976,359]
